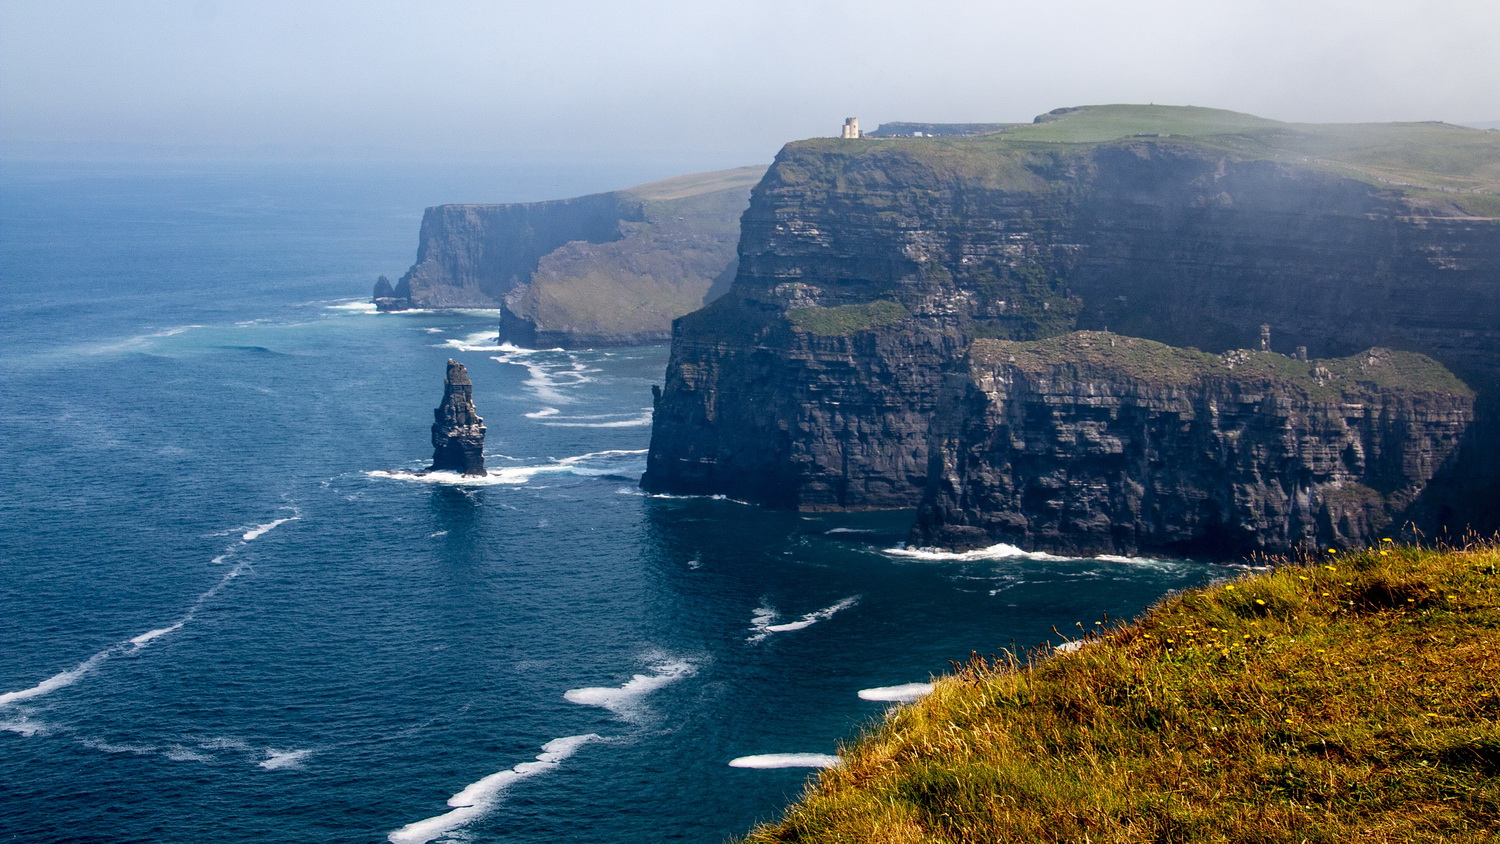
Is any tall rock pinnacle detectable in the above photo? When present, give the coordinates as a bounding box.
[430,359,487,476]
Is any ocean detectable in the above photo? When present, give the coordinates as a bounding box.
[0,159,1221,843]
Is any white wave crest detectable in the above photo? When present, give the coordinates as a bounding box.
[825,528,877,535]
[857,683,935,703]
[728,753,841,769]
[0,715,46,737]
[883,543,1071,562]
[489,345,595,405]
[259,748,314,770]
[326,300,378,314]
[747,597,859,644]
[440,330,505,352]
[243,516,298,541]
[387,734,600,844]
[0,510,298,709]
[369,450,646,489]
[540,411,652,428]
[563,658,696,722]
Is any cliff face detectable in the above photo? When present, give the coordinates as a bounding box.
[642,107,1500,536]
[379,166,765,347]
[915,333,1474,557]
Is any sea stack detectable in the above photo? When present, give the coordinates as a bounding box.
[430,359,487,476]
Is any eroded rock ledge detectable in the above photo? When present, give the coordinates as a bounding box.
[914,333,1474,557]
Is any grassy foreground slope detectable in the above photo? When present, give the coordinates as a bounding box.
[743,542,1500,843]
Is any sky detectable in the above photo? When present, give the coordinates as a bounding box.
[2,0,1497,171]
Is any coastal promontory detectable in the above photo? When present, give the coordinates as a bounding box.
[377,166,765,347]
[642,105,1500,553]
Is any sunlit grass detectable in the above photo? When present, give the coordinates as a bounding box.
[742,540,1500,843]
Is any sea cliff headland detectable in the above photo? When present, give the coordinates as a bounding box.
[642,105,1500,556]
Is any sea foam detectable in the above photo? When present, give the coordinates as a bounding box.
[258,748,314,770]
[563,658,696,722]
[747,597,859,644]
[857,683,935,703]
[387,734,600,844]
[728,753,841,769]
[883,543,1072,562]
[0,511,298,709]
[368,450,647,488]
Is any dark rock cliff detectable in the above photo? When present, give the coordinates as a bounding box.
[430,359,486,476]
[642,107,1500,540]
[378,166,765,347]
[914,333,1474,556]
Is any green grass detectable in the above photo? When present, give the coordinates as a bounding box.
[620,165,767,201]
[968,332,1474,401]
[787,299,911,336]
[741,540,1500,843]
[1003,104,1287,143]
[794,105,1500,213]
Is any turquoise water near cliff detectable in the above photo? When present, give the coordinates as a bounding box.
[0,160,1220,843]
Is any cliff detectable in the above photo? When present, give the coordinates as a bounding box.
[915,333,1473,557]
[642,105,1500,539]
[430,359,486,476]
[377,166,765,347]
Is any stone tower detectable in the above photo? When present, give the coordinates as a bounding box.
[430,359,487,476]
[841,117,861,139]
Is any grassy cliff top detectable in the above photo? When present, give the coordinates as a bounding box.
[620,165,767,201]
[969,331,1475,401]
[786,104,1500,210]
[742,540,1500,843]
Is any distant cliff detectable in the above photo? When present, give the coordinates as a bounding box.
[377,166,765,347]
[915,333,1473,556]
[643,105,1500,548]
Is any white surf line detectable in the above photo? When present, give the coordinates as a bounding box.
[388,734,602,844]
[728,753,841,769]
[368,449,648,488]
[747,597,860,644]
[539,411,652,428]
[883,542,1072,562]
[0,512,300,709]
[563,658,697,723]
[857,682,935,703]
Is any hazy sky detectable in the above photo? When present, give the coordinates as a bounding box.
[3,0,1497,168]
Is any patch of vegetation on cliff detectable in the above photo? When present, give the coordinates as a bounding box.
[742,540,1500,843]
[818,105,1500,214]
[1004,103,1286,143]
[787,300,911,336]
[970,332,1474,401]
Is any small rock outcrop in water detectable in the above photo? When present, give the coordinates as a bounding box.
[430,360,486,476]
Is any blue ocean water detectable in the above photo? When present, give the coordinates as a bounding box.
[0,160,1221,843]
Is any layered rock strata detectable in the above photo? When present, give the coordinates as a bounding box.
[643,107,1500,536]
[430,360,486,476]
[914,333,1474,557]
[378,166,764,347]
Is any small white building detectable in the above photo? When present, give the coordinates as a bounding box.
[840,117,861,139]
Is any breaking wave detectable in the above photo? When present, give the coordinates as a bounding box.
[0,511,299,709]
[857,683,934,703]
[368,450,646,488]
[883,543,1072,562]
[747,597,859,644]
[563,657,696,723]
[387,735,600,844]
[728,753,841,769]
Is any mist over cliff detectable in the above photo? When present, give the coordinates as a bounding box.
[643,105,1500,557]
